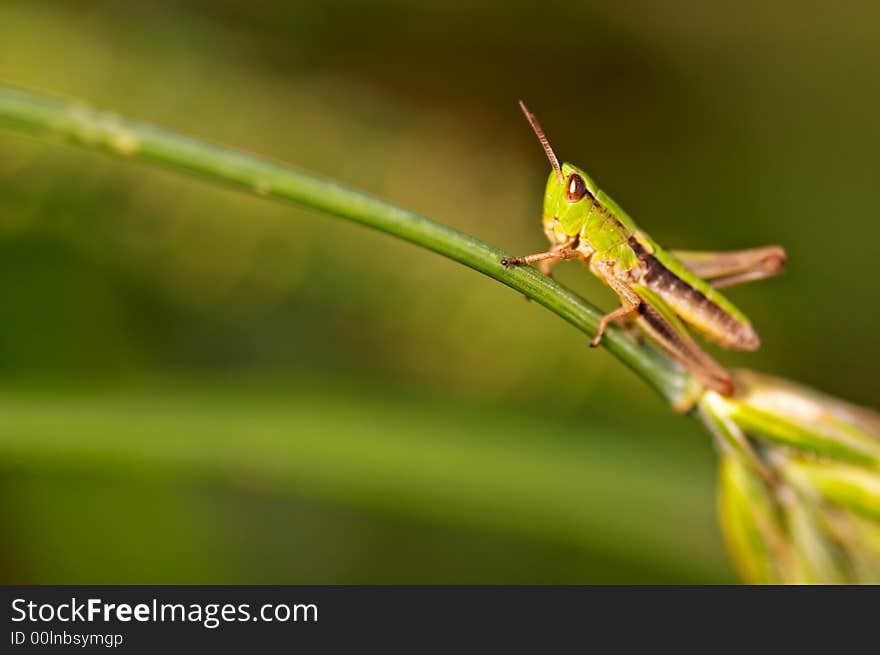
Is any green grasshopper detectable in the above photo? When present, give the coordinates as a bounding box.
[503,102,786,396]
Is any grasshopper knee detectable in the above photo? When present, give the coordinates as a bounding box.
[762,246,787,273]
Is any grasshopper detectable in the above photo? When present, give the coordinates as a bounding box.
[503,102,786,397]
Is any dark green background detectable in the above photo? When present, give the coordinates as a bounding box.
[0,1,877,583]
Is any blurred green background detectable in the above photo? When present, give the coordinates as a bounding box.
[0,1,877,583]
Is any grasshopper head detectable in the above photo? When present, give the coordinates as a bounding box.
[543,162,598,238]
[519,101,598,241]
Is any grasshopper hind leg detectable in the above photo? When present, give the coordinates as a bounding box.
[636,303,735,397]
[630,284,736,396]
[593,257,737,397]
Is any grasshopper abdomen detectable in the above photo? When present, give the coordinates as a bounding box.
[629,238,761,352]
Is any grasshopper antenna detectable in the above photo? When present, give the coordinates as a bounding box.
[519,100,563,183]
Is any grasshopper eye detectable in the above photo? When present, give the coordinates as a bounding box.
[565,173,589,202]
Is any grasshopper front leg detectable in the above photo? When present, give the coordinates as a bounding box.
[671,246,786,289]
[501,242,582,276]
